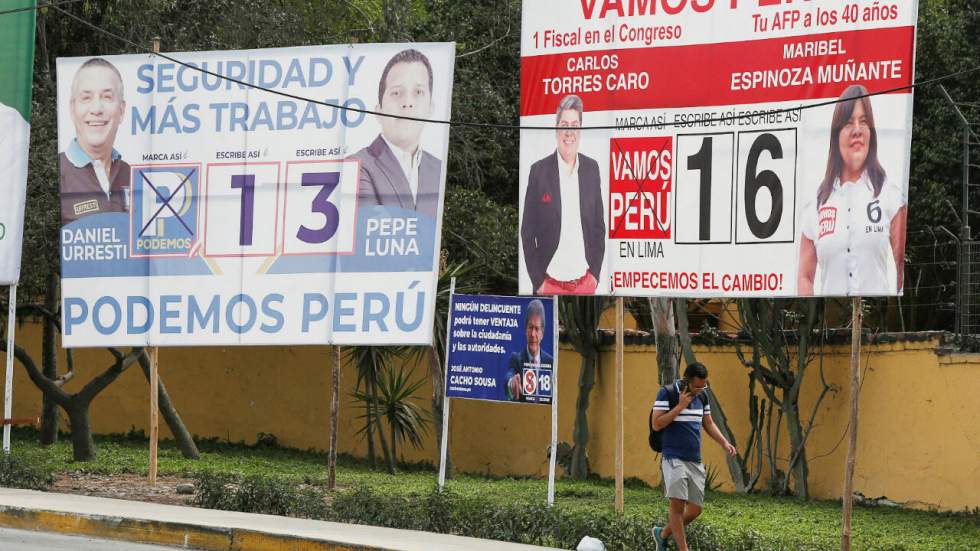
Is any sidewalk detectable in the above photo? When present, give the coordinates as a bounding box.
[0,488,565,551]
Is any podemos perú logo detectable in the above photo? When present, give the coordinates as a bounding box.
[130,164,200,257]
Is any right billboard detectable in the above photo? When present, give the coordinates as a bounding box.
[519,1,919,297]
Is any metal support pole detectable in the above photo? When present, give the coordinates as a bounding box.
[939,85,974,335]
[547,297,559,507]
[965,126,971,239]
[3,285,17,453]
[437,277,456,490]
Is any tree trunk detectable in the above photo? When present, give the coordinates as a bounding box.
[66,403,96,462]
[137,354,199,459]
[783,396,809,498]
[369,377,394,473]
[650,297,678,385]
[571,350,596,479]
[328,346,341,489]
[365,386,376,467]
[40,273,59,445]
[389,420,398,469]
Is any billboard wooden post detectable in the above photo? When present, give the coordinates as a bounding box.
[149,346,159,485]
[147,36,162,487]
[841,297,863,551]
[615,297,624,514]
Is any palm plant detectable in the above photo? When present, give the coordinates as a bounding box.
[348,345,404,472]
[353,362,430,463]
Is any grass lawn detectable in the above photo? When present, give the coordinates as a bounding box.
[7,431,978,550]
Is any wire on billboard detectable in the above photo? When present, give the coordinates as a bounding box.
[24,3,980,132]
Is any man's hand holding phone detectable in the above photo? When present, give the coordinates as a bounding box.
[678,388,694,408]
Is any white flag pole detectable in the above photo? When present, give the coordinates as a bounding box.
[437,277,456,491]
[547,296,559,506]
[3,284,17,453]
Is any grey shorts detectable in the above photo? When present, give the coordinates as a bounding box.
[661,457,706,507]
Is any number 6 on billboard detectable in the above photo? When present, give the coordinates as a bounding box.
[735,129,796,245]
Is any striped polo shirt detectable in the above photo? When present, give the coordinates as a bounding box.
[653,380,711,462]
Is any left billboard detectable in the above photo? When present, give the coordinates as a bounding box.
[0,0,36,285]
[57,43,456,346]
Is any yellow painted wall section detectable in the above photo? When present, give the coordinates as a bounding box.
[580,338,979,511]
[3,323,977,511]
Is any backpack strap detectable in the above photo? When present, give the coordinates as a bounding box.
[651,384,679,432]
[665,382,679,410]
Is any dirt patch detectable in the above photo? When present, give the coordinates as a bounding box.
[50,472,198,506]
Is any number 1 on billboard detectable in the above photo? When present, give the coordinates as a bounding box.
[230,174,256,246]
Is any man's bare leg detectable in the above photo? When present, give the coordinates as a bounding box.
[661,500,702,549]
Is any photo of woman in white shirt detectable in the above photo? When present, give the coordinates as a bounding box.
[798,84,908,296]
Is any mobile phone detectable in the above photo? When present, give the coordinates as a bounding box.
[677,378,688,393]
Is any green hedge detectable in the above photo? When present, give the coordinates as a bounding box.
[6,432,976,551]
[0,454,54,490]
[195,474,949,551]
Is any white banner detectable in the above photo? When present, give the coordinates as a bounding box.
[0,1,35,286]
[519,1,918,297]
[57,43,455,346]
[0,106,28,285]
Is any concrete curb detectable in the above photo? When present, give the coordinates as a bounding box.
[0,489,563,551]
[0,506,372,551]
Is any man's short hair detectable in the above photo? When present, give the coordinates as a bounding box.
[555,94,583,125]
[71,57,125,102]
[378,48,433,105]
[526,299,546,330]
[684,362,708,380]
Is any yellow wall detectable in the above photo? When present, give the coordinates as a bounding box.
[3,323,977,511]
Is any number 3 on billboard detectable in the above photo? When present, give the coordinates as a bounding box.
[282,160,359,256]
[297,172,341,244]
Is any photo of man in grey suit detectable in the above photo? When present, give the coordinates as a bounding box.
[351,48,442,220]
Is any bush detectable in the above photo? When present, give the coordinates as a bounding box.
[190,474,848,550]
[193,472,328,519]
[0,455,53,490]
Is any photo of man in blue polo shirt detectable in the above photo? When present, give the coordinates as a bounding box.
[650,362,737,551]
[59,57,130,225]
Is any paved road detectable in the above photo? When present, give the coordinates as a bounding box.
[0,527,195,550]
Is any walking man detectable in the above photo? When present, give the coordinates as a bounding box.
[651,362,737,551]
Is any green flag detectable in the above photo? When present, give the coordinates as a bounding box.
[0,0,36,284]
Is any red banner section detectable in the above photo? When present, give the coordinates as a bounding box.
[608,136,672,239]
[611,270,785,293]
[520,26,914,116]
